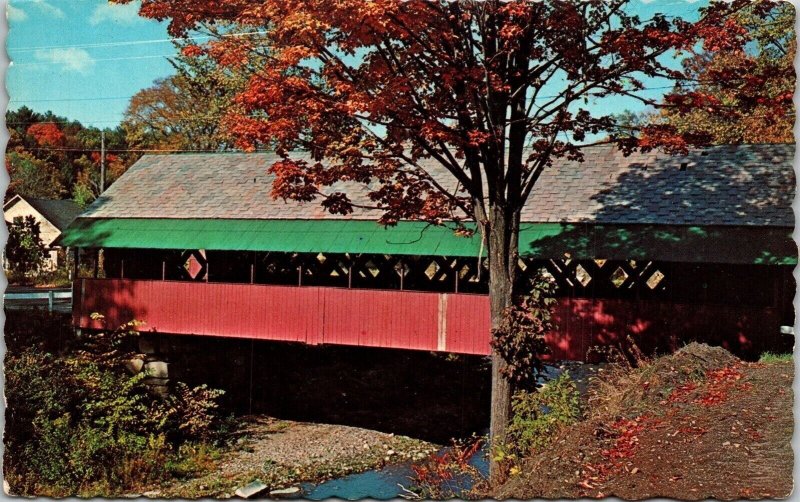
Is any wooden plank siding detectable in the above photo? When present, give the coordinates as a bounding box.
[74,279,491,356]
[73,279,783,360]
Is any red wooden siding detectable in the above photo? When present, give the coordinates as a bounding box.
[73,279,491,355]
[546,299,782,361]
[73,279,781,360]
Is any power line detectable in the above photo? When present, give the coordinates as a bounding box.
[12,53,179,66]
[6,120,126,126]
[6,115,228,126]
[9,96,132,103]
[8,30,268,53]
[21,146,258,153]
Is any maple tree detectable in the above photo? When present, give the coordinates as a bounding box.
[123,41,255,151]
[120,0,789,479]
[654,1,794,144]
[26,122,66,148]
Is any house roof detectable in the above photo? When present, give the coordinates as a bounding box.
[79,143,795,227]
[5,195,83,231]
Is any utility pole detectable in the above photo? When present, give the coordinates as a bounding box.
[100,130,106,193]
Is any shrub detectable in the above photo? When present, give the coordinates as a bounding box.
[34,265,72,287]
[491,275,557,391]
[408,437,485,499]
[4,316,227,496]
[504,372,582,457]
[4,310,70,353]
[154,383,227,443]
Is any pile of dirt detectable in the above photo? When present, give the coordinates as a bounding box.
[493,344,793,500]
[589,342,737,419]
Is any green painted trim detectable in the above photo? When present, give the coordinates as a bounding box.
[59,218,797,265]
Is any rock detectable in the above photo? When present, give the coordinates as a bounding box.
[387,449,395,456]
[235,480,269,499]
[269,487,301,498]
[144,360,169,378]
[631,467,639,474]
[143,490,162,498]
[124,357,145,374]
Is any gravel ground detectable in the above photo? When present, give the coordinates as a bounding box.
[154,416,437,499]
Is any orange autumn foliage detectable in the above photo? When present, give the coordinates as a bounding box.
[26,123,66,147]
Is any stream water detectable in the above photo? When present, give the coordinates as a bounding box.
[299,362,598,500]
[302,443,489,500]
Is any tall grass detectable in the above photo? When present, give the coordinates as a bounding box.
[759,352,793,363]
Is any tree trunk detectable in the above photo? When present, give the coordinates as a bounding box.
[487,203,519,484]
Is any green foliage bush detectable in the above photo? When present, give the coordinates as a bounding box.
[4,315,228,497]
[505,372,582,456]
[6,215,48,279]
[491,275,557,391]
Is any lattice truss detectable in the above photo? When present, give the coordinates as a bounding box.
[106,248,669,297]
[521,257,668,298]
[211,251,668,297]
[256,252,491,293]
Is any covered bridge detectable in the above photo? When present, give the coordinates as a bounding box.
[60,144,796,360]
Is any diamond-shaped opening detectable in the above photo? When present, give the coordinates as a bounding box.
[574,264,592,287]
[629,260,638,269]
[184,252,206,279]
[646,270,665,289]
[610,267,629,288]
[594,258,607,268]
[424,262,439,280]
[365,260,380,278]
[317,253,327,264]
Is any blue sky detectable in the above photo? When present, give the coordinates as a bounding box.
[8,0,177,127]
[7,0,708,130]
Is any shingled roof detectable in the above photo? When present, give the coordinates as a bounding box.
[81,144,794,227]
[5,195,83,230]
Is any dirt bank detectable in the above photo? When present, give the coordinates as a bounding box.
[494,344,794,500]
[152,416,437,498]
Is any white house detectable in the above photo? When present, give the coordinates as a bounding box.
[4,195,82,270]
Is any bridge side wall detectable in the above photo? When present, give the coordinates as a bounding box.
[73,278,786,361]
[73,279,491,356]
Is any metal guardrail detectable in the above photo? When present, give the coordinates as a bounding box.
[3,290,72,312]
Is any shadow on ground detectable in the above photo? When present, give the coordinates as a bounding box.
[162,335,491,444]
